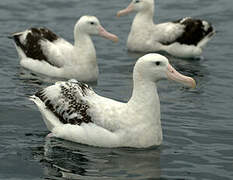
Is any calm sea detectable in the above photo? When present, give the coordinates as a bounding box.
[0,0,232,179]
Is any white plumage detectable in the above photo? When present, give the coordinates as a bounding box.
[11,16,118,82]
[30,53,196,148]
[117,0,215,58]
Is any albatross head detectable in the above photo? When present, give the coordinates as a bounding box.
[75,16,118,43]
[117,0,154,17]
[134,53,196,88]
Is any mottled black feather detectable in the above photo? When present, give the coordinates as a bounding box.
[171,18,214,46]
[12,27,60,67]
[35,81,92,125]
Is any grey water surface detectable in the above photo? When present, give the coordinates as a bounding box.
[0,0,233,179]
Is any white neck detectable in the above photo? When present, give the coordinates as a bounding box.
[126,69,162,146]
[132,6,154,28]
[129,5,169,53]
[73,28,97,64]
[128,70,161,124]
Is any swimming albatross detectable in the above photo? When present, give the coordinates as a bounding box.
[10,16,118,82]
[30,53,196,148]
[117,0,215,58]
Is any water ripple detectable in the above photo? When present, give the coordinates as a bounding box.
[0,0,233,179]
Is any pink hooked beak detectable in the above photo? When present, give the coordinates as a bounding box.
[98,26,118,43]
[166,63,196,88]
[117,2,134,17]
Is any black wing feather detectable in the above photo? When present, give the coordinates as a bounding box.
[12,27,60,67]
[35,80,93,125]
[172,18,214,46]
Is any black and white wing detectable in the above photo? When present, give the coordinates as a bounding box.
[172,17,215,46]
[157,17,215,46]
[10,27,62,67]
[32,79,94,126]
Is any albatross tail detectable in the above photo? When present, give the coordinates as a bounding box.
[29,95,62,131]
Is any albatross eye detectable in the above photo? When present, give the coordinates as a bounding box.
[135,0,140,3]
[155,61,161,66]
[90,22,95,25]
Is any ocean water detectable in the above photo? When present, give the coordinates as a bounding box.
[0,0,233,179]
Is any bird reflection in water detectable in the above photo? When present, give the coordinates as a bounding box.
[30,137,162,179]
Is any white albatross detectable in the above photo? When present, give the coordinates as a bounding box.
[117,0,215,58]
[10,16,118,82]
[30,53,196,148]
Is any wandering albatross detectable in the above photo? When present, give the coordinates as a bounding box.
[117,0,215,58]
[30,53,196,148]
[10,16,118,82]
